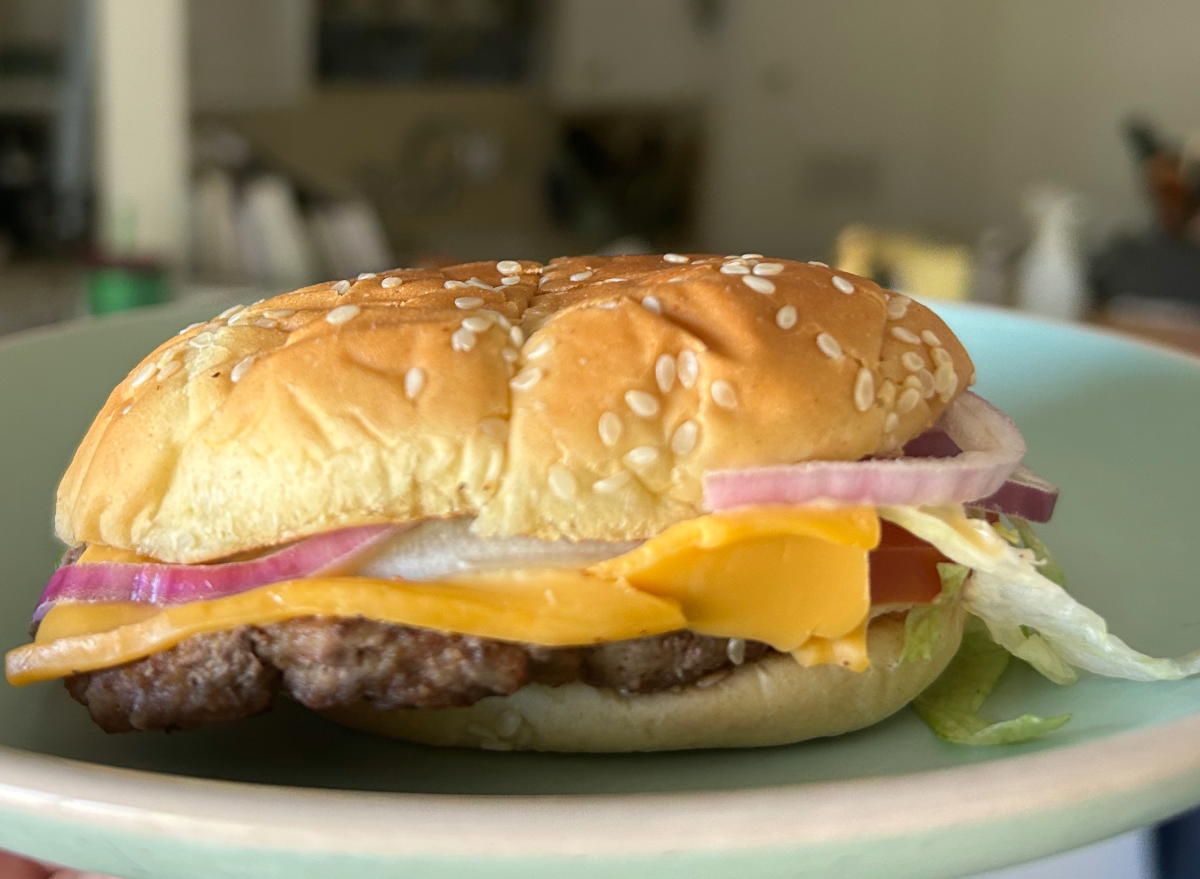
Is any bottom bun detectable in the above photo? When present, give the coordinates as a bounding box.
[323,604,966,752]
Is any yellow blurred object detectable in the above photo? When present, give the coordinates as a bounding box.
[834,224,972,301]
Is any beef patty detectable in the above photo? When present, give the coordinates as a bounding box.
[65,618,772,733]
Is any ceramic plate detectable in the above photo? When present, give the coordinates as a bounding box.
[1,301,1199,879]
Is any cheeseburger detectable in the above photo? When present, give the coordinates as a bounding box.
[7,255,1198,751]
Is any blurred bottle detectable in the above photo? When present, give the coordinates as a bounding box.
[1015,186,1088,322]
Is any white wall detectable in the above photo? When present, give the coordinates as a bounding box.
[701,0,1200,259]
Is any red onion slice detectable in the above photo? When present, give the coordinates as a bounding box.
[34,524,401,622]
[703,392,1026,511]
[971,464,1059,523]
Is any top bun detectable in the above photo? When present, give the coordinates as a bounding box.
[56,255,974,563]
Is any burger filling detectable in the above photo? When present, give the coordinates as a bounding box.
[10,506,960,732]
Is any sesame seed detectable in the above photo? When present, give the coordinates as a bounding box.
[624,445,659,468]
[663,253,689,263]
[480,417,509,441]
[178,322,203,335]
[604,277,626,283]
[455,296,484,309]
[226,307,249,325]
[381,276,402,288]
[218,304,245,320]
[878,379,897,408]
[642,296,662,315]
[509,326,525,346]
[497,260,521,275]
[130,362,156,388]
[538,276,549,287]
[593,470,632,493]
[816,332,843,360]
[358,272,377,280]
[884,412,900,433]
[157,360,182,380]
[930,350,951,372]
[741,253,763,260]
[263,309,295,319]
[188,331,216,348]
[668,277,685,283]
[677,349,698,388]
[548,464,577,499]
[922,330,942,347]
[481,309,511,329]
[724,255,740,260]
[886,296,910,320]
[854,368,875,412]
[743,275,776,295]
[467,277,493,290]
[502,347,519,363]
[527,338,554,359]
[726,638,746,665]
[655,354,677,393]
[326,304,360,325]
[891,327,921,344]
[598,411,622,446]
[121,405,132,416]
[444,279,469,289]
[934,362,958,398]
[917,368,936,398]
[671,419,699,456]
[255,318,278,329]
[901,352,926,372]
[230,356,254,383]
[775,305,798,329]
[451,327,476,352]
[897,387,921,414]
[569,270,593,282]
[832,276,855,294]
[710,379,737,409]
[808,260,829,267]
[404,367,425,399]
[903,375,923,392]
[332,279,351,294]
[462,315,491,333]
[625,389,660,418]
[753,262,784,276]
[720,262,750,275]
[500,275,520,286]
[510,367,542,391]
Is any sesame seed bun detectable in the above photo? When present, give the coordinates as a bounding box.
[55,255,974,563]
[322,605,966,752]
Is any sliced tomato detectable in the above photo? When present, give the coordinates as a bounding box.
[869,520,949,607]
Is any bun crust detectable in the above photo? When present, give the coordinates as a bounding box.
[56,256,974,562]
[323,607,965,752]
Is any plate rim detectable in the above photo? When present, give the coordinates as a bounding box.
[0,710,1198,857]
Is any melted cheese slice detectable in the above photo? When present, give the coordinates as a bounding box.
[8,507,879,685]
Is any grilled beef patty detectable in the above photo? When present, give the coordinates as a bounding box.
[65,618,772,732]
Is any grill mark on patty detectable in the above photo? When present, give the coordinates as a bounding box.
[64,618,774,733]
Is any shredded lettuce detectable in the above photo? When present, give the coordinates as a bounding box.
[913,619,1072,745]
[1009,516,1067,588]
[883,505,1200,682]
[900,563,969,663]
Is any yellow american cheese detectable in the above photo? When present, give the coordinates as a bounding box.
[7,507,879,685]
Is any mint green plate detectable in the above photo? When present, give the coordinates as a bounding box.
[1,302,1199,879]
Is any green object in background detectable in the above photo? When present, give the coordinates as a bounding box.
[86,265,168,315]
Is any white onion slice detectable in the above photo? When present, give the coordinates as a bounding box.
[703,392,1026,510]
[356,518,639,580]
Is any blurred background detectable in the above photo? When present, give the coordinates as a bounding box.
[0,3,1197,877]
[0,0,1197,343]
